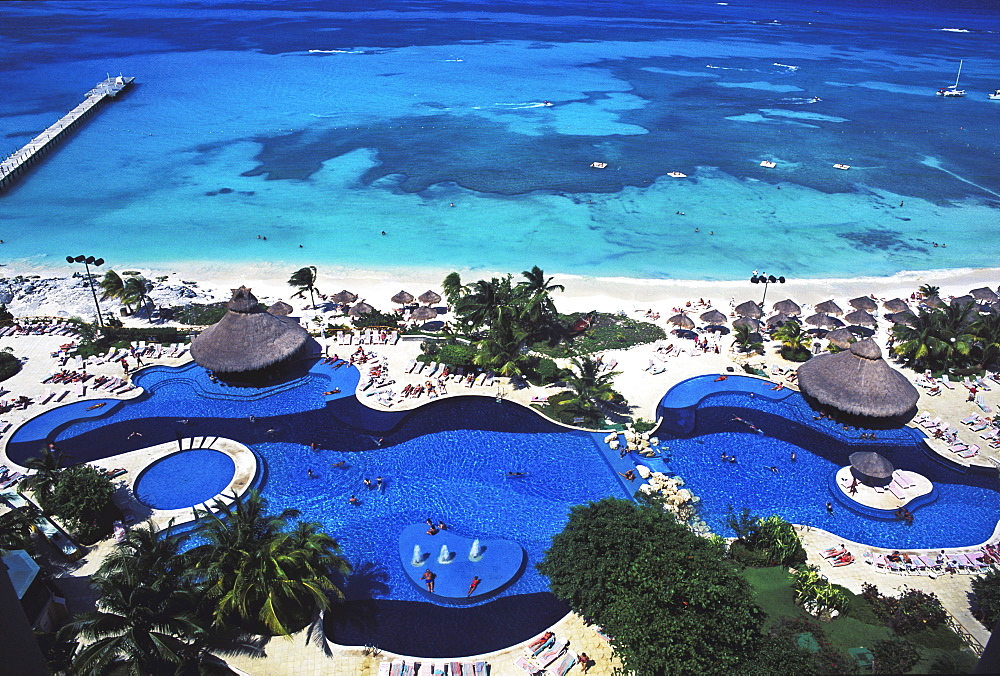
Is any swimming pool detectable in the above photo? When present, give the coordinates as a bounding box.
[12,363,999,655]
[654,376,1000,550]
[135,449,236,510]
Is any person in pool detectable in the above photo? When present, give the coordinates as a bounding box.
[349,495,360,506]
[421,569,436,593]
[467,576,482,596]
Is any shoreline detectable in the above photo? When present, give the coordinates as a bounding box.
[2,260,996,320]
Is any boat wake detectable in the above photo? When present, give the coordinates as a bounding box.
[474,102,554,110]
[773,62,800,71]
[307,49,365,54]
[921,156,1000,199]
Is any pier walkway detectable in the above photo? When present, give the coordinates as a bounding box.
[0,75,134,192]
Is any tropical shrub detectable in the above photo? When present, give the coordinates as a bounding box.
[0,351,21,381]
[631,417,657,434]
[862,583,947,634]
[871,637,920,674]
[971,566,1000,628]
[47,465,117,543]
[792,566,850,617]
[0,304,13,326]
[537,498,765,674]
[0,503,42,554]
[759,615,857,675]
[352,307,401,330]
[417,342,477,368]
[524,356,566,386]
[532,312,665,357]
[726,509,807,566]
[927,651,978,674]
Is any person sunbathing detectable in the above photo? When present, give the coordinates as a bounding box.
[714,375,728,381]
[770,383,784,390]
[618,470,636,481]
[86,402,107,410]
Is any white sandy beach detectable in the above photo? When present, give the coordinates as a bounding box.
[1,260,997,322]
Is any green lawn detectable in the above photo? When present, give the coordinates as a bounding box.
[742,567,976,673]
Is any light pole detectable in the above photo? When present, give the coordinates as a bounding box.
[750,272,785,308]
[66,255,105,328]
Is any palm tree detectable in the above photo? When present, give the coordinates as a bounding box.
[457,276,518,332]
[918,284,940,298]
[0,498,42,555]
[190,490,350,636]
[288,266,319,309]
[732,324,763,355]
[441,271,466,309]
[518,266,564,341]
[972,312,1000,370]
[892,303,977,373]
[772,320,811,359]
[554,356,623,423]
[98,270,125,303]
[122,275,155,316]
[20,447,66,508]
[61,523,234,674]
[473,321,530,377]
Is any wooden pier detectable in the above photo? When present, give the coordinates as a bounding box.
[0,75,135,193]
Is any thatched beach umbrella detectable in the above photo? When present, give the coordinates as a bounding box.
[267,300,292,317]
[733,317,761,331]
[734,301,762,319]
[700,309,727,324]
[971,287,999,303]
[391,290,414,306]
[849,451,894,480]
[772,299,801,316]
[814,300,843,316]
[882,298,908,313]
[849,296,878,312]
[330,290,357,305]
[889,311,917,327]
[418,290,442,306]
[825,328,855,350]
[950,295,975,307]
[191,286,309,374]
[805,313,844,329]
[669,313,695,329]
[922,295,945,309]
[844,310,877,327]
[348,302,373,317]
[797,338,919,418]
[766,313,794,329]
[410,306,438,322]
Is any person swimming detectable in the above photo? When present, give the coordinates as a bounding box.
[86,402,106,410]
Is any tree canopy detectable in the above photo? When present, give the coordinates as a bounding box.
[537,498,765,674]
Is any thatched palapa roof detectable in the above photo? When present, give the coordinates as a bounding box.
[889,311,917,327]
[733,317,761,331]
[971,287,999,303]
[805,313,844,329]
[922,295,945,309]
[191,286,309,374]
[797,338,919,418]
[849,296,878,312]
[669,313,695,329]
[825,328,855,350]
[410,306,438,321]
[391,290,414,305]
[700,309,727,324]
[844,310,876,327]
[950,295,975,307]
[349,302,374,317]
[330,290,358,304]
[734,301,762,319]
[882,298,909,313]
[814,300,843,316]
[267,301,292,317]
[772,299,801,316]
[766,313,794,329]
[849,451,893,479]
[418,290,442,305]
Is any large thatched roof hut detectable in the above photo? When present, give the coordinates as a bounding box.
[797,338,919,418]
[882,298,909,313]
[191,287,310,375]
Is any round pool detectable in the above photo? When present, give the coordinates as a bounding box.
[136,449,236,510]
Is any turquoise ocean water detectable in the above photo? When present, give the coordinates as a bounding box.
[1,0,998,281]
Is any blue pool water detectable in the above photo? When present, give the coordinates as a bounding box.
[1,0,998,281]
[10,363,1000,655]
[135,449,236,510]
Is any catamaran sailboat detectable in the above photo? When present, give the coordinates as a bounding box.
[989,89,1000,100]
[937,60,966,97]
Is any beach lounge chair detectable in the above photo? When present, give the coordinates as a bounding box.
[406,360,418,373]
[548,652,577,676]
[513,657,542,675]
[971,421,990,432]
[958,445,980,458]
[527,634,555,657]
[979,377,992,391]
[920,416,941,429]
[377,663,391,676]
[820,546,847,559]
[961,414,981,425]
[536,639,567,667]
[887,482,906,500]
[976,394,993,413]
[942,376,955,389]
[474,662,488,675]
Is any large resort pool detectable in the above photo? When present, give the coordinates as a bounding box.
[7,361,1000,657]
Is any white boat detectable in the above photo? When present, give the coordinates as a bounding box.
[989,89,1000,100]
[937,60,966,97]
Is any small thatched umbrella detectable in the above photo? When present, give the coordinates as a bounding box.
[191,286,309,374]
[410,306,438,322]
[348,302,374,317]
[882,298,909,313]
[849,296,878,312]
[825,328,855,350]
[922,295,945,309]
[700,309,727,324]
[805,313,844,329]
[766,313,794,329]
[418,290,442,306]
[669,313,695,329]
[797,339,919,418]
[734,301,762,319]
[849,451,894,480]
[844,309,877,327]
[971,287,999,303]
[889,311,917,327]
[950,294,975,307]
[772,299,801,316]
[391,290,414,306]
[814,300,843,316]
[733,317,761,331]
[329,290,357,305]
[267,300,292,317]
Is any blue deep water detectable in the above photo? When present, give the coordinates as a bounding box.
[1,0,998,280]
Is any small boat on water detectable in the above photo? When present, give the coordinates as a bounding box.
[989,89,1000,100]
[667,171,687,178]
[937,60,966,97]
[760,160,777,168]
[832,163,851,170]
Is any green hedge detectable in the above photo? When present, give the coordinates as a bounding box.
[0,352,21,381]
[533,312,666,357]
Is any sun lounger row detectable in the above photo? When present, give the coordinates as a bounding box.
[865,549,998,576]
[378,661,489,675]
[337,330,400,346]
[0,321,82,338]
[516,631,578,675]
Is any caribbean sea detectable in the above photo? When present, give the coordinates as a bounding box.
[1,0,998,280]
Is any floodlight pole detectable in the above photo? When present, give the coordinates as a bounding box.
[750,272,785,309]
[67,255,105,328]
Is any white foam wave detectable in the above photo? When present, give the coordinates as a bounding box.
[490,102,553,109]
[307,49,364,54]
[773,63,799,70]
[939,28,970,32]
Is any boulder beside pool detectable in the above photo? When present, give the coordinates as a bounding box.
[398,524,526,603]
